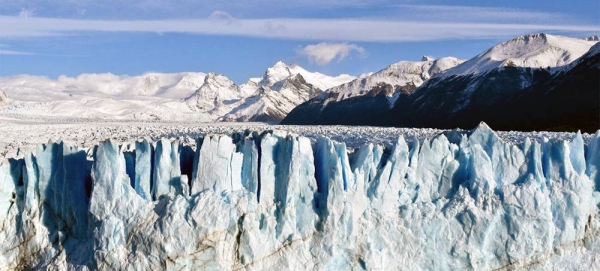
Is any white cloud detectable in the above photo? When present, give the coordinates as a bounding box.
[0,16,598,41]
[298,42,366,65]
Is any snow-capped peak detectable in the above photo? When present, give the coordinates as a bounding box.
[257,61,355,91]
[185,73,246,114]
[259,61,294,86]
[203,72,234,86]
[319,56,464,103]
[440,33,598,78]
[421,56,435,61]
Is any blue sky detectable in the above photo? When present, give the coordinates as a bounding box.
[0,0,598,83]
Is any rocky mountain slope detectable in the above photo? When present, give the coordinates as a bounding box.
[219,61,352,122]
[183,61,355,122]
[282,56,464,125]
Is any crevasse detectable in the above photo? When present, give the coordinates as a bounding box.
[0,124,599,270]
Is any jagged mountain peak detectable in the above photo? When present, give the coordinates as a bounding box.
[256,60,354,90]
[421,56,435,61]
[272,60,292,69]
[440,33,597,78]
[203,72,234,85]
[184,73,245,114]
[261,62,293,86]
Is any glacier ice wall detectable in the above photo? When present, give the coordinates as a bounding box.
[0,124,599,270]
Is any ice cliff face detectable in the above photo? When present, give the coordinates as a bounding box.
[0,124,599,270]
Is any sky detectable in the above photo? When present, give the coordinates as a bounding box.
[0,0,598,83]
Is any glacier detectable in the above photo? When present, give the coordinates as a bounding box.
[0,124,599,270]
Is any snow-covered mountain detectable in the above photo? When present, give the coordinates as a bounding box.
[0,63,353,122]
[220,61,355,122]
[223,74,321,121]
[441,33,596,77]
[283,33,599,131]
[184,73,247,116]
[255,61,355,90]
[319,56,464,104]
[382,34,600,131]
[282,56,464,125]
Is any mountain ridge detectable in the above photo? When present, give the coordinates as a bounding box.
[282,33,599,132]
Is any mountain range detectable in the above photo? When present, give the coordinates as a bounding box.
[1,33,598,132]
[0,62,354,122]
[282,33,600,132]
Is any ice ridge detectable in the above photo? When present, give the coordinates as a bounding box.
[0,124,599,270]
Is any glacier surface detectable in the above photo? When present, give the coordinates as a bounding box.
[0,124,599,270]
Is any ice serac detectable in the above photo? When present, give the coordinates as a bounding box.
[191,135,243,194]
[152,139,186,199]
[134,139,153,200]
[0,124,598,270]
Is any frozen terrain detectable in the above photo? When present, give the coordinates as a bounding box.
[0,119,598,270]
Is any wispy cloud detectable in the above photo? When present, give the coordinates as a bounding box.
[0,44,35,55]
[0,0,396,19]
[298,42,366,65]
[1,15,598,41]
[395,5,569,24]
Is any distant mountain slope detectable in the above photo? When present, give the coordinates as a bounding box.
[0,72,210,120]
[281,57,464,125]
[0,72,208,100]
